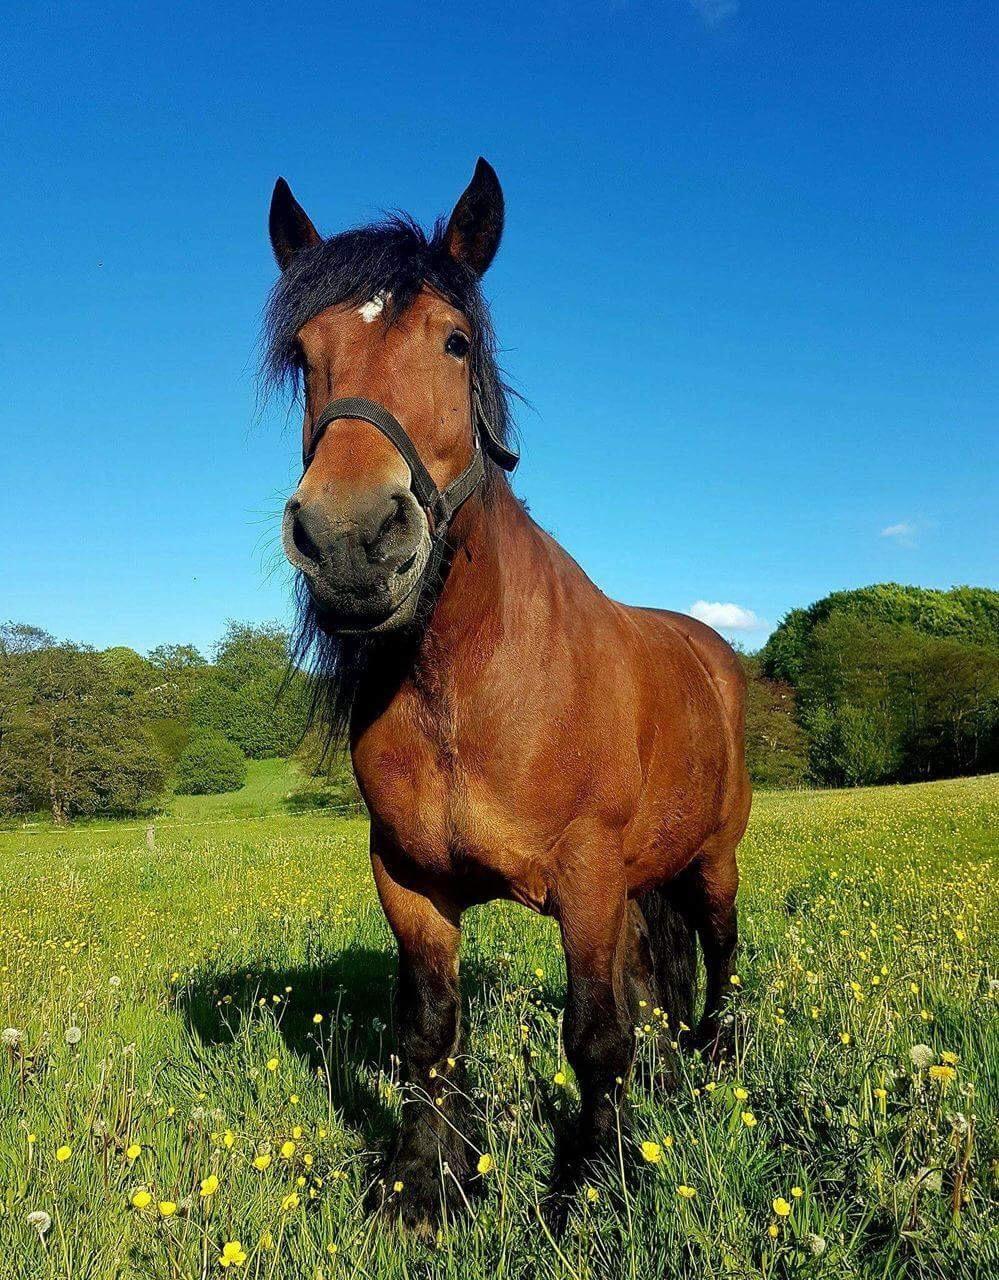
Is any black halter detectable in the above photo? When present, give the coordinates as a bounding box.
[302,378,518,535]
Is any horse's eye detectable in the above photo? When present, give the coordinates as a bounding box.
[444,331,470,359]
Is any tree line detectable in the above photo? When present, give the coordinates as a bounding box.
[2,583,997,821]
[0,621,313,823]
[746,584,999,788]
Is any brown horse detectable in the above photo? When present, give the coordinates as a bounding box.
[267,159,751,1227]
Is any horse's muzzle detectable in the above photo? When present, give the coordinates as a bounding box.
[282,486,430,632]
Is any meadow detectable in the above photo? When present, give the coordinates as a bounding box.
[1,774,996,1279]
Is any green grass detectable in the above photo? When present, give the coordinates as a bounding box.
[0,776,996,1278]
[164,758,317,822]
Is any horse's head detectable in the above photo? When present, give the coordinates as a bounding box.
[267,160,509,634]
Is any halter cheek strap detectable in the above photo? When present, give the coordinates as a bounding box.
[302,379,518,536]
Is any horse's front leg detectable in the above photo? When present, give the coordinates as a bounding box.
[369,843,473,1230]
[553,847,635,1193]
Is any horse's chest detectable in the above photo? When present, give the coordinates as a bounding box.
[353,737,544,903]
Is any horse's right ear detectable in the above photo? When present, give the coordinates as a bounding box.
[269,178,322,270]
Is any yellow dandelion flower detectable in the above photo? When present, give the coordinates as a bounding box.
[280,1192,299,1212]
[640,1141,662,1163]
[940,1051,958,1065]
[768,1223,779,1239]
[222,1131,235,1149]
[158,1201,177,1217]
[585,1186,600,1202]
[741,1111,757,1128]
[253,1154,271,1171]
[734,1086,748,1101]
[477,1153,494,1175]
[773,1197,791,1217]
[125,1143,142,1161]
[200,1174,220,1197]
[280,1140,296,1159]
[791,1186,803,1198]
[131,1189,152,1209]
[553,1071,567,1086]
[677,1184,697,1199]
[929,1064,956,1085]
[219,1240,247,1268]
[266,1058,278,1072]
[839,1032,851,1045]
[392,1179,404,1192]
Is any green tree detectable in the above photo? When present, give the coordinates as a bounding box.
[175,731,247,795]
[742,656,809,788]
[0,635,166,822]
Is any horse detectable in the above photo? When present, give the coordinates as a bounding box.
[266,158,751,1228]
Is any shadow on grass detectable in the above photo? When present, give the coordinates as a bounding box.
[178,948,503,1147]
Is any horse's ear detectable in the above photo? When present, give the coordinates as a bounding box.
[269,178,322,270]
[444,158,504,277]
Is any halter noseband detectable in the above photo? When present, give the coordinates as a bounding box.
[302,378,518,536]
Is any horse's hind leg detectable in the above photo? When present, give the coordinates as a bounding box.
[685,840,740,1058]
[369,844,472,1230]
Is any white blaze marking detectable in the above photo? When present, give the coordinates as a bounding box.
[358,293,387,323]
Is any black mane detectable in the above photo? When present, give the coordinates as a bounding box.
[263,214,517,750]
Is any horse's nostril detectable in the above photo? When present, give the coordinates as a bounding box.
[292,511,323,565]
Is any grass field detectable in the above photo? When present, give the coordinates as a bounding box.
[1,776,996,1279]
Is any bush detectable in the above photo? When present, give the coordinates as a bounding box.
[175,732,247,795]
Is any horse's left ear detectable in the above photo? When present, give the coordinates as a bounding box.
[444,158,504,277]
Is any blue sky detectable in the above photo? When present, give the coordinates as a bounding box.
[2,1,995,656]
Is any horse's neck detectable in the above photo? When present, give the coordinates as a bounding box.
[410,480,539,691]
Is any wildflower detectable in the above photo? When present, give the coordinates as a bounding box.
[131,1189,152,1209]
[553,1071,567,1086]
[219,1241,247,1268]
[839,1032,851,1045]
[222,1131,235,1149]
[64,1026,82,1046]
[312,1013,323,1024]
[874,1087,887,1099]
[729,974,741,987]
[929,1064,956,1086]
[741,1111,757,1128]
[55,1146,72,1163]
[253,1154,271,1171]
[280,1141,296,1159]
[640,1141,662,1163]
[733,1086,748,1101]
[200,1174,220,1197]
[158,1201,177,1217]
[773,1197,791,1217]
[768,1224,779,1239]
[109,976,121,988]
[534,968,544,979]
[909,1044,934,1069]
[791,1186,804,1198]
[392,1180,404,1192]
[585,1186,599,1203]
[266,1058,278,1072]
[940,1051,959,1065]
[476,1152,494,1175]
[806,1233,827,1255]
[27,1210,51,1235]
[125,1144,142,1161]
[280,1192,299,1212]
[677,1184,697,1199]
[259,1229,274,1249]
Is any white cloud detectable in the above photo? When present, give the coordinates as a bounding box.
[689,0,739,26]
[880,521,918,548]
[689,600,762,631]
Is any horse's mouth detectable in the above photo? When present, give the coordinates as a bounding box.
[306,536,433,636]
